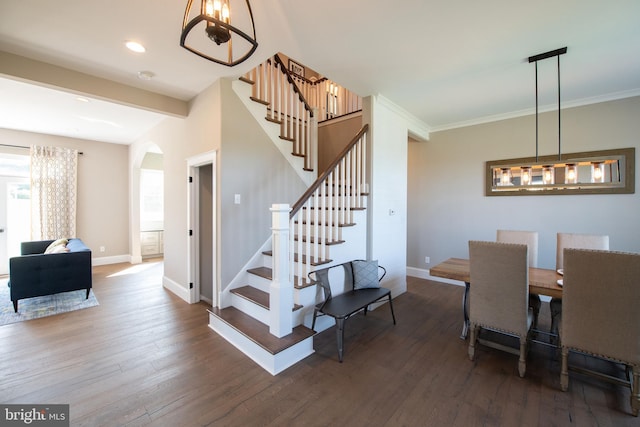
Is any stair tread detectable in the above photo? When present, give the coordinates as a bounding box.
[302,206,366,211]
[261,251,332,266]
[265,116,282,125]
[231,286,302,311]
[293,236,345,245]
[209,306,314,355]
[294,220,355,227]
[249,96,269,106]
[247,267,318,289]
[238,76,254,85]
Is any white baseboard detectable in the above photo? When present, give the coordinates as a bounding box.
[406,266,466,287]
[163,275,190,303]
[92,254,131,266]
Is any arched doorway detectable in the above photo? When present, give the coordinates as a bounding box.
[130,143,163,264]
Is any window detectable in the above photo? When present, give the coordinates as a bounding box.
[140,169,164,231]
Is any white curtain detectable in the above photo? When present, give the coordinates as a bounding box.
[30,145,78,240]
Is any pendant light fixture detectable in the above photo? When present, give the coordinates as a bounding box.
[528,46,567,162]
[180,0,258,67]
[487,46,634,196]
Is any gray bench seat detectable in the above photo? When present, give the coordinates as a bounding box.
[310,260,396,362]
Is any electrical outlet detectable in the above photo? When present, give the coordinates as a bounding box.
[234,194,241,204]
[100,246,106,252]
[425,256,430,264]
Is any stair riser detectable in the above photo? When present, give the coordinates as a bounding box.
[293,286,319,328]
[288,245,333,262]
[293,222,351,232]
[230,286,308,328]
[246,273,272,293]
[208,313,315,375]
[230,292,270,325]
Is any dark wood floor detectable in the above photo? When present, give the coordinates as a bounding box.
[1,261,637,426]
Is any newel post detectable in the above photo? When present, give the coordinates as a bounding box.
[270,203,293,337]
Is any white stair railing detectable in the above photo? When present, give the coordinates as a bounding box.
[288,72,363,122]
[286,124,369,288]
[243,57,316,171]
[243,55,363,169]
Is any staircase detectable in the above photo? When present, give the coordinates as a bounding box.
[208,55,368,375]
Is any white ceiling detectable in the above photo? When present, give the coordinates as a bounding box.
[1,0,639,144]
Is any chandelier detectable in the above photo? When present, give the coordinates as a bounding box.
[180,0,258,67]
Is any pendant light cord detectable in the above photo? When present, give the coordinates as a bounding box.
[557,54,561,161]
[535,62,539,162]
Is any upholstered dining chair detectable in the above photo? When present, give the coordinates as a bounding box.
[468,241,533,377]
[560,248,640,416]
[497,230,541,329]
[550,233,609,338]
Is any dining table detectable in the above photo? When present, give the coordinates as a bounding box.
[429,258,563,339]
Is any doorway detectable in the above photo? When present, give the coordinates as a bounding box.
[139,149,164,259]
[0,154,30,275]
[187,151,217,305]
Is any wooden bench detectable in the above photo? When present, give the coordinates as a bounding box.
[309,260,396,362]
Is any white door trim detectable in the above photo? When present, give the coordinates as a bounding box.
[187,150,217,305]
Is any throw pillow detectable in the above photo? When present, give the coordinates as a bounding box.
[352,260,380,289]
[45,238,68,254]
[48,244,70,254]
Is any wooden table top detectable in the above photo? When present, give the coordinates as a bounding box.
[429,257,563,299]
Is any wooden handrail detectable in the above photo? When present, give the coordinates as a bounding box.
[290,124,368,218]
[273,55,314,118]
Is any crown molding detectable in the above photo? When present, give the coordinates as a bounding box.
[374,94,431,141]
[430,88,640,133]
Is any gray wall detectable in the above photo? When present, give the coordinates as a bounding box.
[130,80,222,293]
[317,113,362,173]
[0,128,129,258]
[407,96,640,272]
[219,79,306,286]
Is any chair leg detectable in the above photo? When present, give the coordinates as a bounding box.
[518,338,527,378]
[461,282,470,340]
[560,347,569,391]
[336,318,345,362]
[468,325,478,361]
[311,309,319,331]
[529,294,541,330]
[86,288,91,299]
[388,294,396,324]
[550,299,562,345]
[632,368,640,417]
[13,300,18,313]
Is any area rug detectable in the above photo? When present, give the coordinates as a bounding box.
[0,279,99,326]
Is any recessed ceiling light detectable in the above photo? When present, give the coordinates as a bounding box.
[75,96,90,103]
[137,71,155,81]
[125,41,146,53]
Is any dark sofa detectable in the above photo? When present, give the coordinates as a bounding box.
[8,238,92,312]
